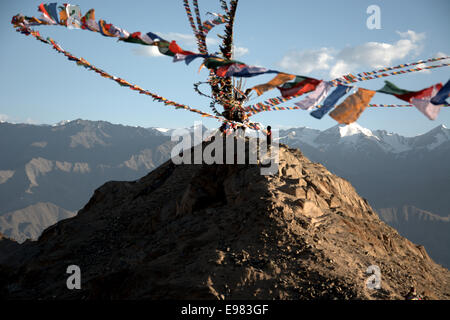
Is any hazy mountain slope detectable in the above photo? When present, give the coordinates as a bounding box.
[377,206,450,267]
[0,202,76,243]
[0,119,175,215]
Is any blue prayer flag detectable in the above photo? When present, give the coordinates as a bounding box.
[310,85,351,119]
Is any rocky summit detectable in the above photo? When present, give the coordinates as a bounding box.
[0,139,448,300]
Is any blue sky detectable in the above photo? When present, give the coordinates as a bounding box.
[0,0,449,136]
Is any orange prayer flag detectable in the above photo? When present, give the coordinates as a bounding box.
[329,88,376,124]
[252,73,296,96]
[59,9,68,24]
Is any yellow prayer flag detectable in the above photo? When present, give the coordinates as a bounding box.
[252,73,296,96]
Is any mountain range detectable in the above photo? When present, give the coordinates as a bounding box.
[0,120,174,240]
[0,120,448,267]
[1,140,448,300]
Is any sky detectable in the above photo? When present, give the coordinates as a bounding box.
[0,0,449,136]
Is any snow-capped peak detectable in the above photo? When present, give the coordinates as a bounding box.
[154,127,170,133]
[338,123,376,138]
[52,120,71,127]
[425,124,450,149]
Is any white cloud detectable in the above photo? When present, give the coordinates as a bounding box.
[329,60,357,80]
[397,30,425,43]
[233,46,249,58]
[0,114,39,124]
[132,46,163,57]
[435,51,448,58]
[277,47,335,74]
[0,114,9,122]
[333,30,424,71]
[277,30,426,79]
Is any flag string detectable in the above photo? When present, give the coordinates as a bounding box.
[14,25,261,130]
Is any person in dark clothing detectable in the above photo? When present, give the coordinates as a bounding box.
[266,125,272,149]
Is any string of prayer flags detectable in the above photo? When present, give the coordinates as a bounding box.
[333,63,450,85]
[331,56,450,86]
[14,3,198,60]
[12,4,450,90]
[192,0,208,53]
[201,13,227,36]
[329,88,376,124]
[16,22,261,130]
[12,3,450,98]
[183,0,207,53]
[245,103,450,117]
[10,3,450,130]
[243,92,305,113]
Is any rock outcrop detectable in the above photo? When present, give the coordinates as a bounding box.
[0,140,448,300]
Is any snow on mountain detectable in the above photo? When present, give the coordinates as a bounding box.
[150,124,212,137]
[372,130,412,154]
[429,132,450,150]
[287,123,380,149]
[338,123,376,138]
[279,123,450,154]
[409,124,450,150]
[334,123,382,147]
[426,125,450,150]
[153,127,171,133]
[52,120,71,127]
[279,127,321,147]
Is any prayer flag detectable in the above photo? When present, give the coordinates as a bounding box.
[431,79,450,105]
[329,88,376,124]
[412,85,443,120]
[310,85,351,119]
[378,80,440,102]
[294,81,332,110]
[252,73,296,96]
[278,76,322,98]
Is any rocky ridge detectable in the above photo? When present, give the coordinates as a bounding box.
[0,140,448,300]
